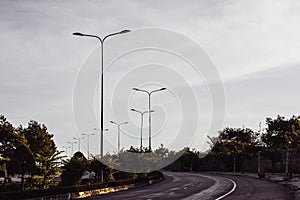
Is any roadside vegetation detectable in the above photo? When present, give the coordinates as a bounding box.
[0,114,299,197]
[0,114,161,196]
[165,115,300,178]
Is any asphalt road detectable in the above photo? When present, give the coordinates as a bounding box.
[219,174,294,200]
[85,172,294,200]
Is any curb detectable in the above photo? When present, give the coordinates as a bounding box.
[25,176,165,200]
[71,176,165,199]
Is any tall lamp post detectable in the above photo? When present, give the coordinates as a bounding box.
[131,108,154,149]
[62,146,71,157]
[110,121,128,152]
[133,87,166,150]
[67,141,77,156]
[73,29,131,159]
[82,133,95,158]
[73,137,84,152]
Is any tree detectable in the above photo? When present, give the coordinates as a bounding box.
[35,150,64,189]
[0,115,17,159]
[7,144,35,191]
[211,127,257,172]
[61,151,88,186]
[22,120,56,158]
[262,115,300,174]
[22,120,59,184]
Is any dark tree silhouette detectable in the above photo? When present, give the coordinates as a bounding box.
[61,151,88,186]
[7,144,35,191]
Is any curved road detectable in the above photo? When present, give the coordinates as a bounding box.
[86,172,294,200]
[219,174,294,200]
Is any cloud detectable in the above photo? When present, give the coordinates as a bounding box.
[0,0,299,154]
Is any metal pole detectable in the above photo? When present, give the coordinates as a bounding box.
[73,30,130,158]
[62,146,70,157]
[71,143,73,155]
[289,148,292,178]
[87,134,90,157]
[148,94,151,150]
[78,139,81,151]
[132,88,166,151]
[83,133,95,158]
[233,154,236,173]
[118,124,120,152]
[258,151,261,174]
[68,141,77,156]
[73,137,84,152]
[131,109,153,149]
[110,121,127,152]
[100,40,104,159]
[285,147,289,176]
[140,112,143,149]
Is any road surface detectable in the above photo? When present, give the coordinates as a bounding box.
[85,172,294,200]
[219,174,294,200]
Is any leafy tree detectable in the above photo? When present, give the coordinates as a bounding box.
[211,127,257,171]
[0,115,17,159]
[22,120,56,158]
[7,144,35,191]
[89,157,107,180]
[213,127,256,156]
[61,151,88,186]
[262,115,300,173]
[35,150,64,189]
[22,120,59,184]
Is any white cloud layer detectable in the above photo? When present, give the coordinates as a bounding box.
[0,0,299,154]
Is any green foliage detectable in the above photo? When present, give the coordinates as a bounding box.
[61,152,88,186]
[0,115,61,191]
[0,115,18,159]
[35,151,64,189]
[7,144,36,190]
[22,120,56,158]
[261,115,300,173]
[262,115,300,149]
[212,127,257,156]
[10,144,35,174]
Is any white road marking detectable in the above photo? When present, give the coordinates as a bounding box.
[182,174,237,200]
[215,178,237,200]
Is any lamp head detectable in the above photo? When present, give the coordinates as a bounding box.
[73,32,84,36]
[120,29,131,34]
[160,87,167,91]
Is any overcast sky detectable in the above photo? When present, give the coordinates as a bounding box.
[0,0,299,157]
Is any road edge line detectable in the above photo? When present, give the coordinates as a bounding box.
[215,178,236,200]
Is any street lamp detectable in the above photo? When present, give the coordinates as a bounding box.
[110,121,128,152]
[132,87,166,150]
[73,137,84,152]
[130,108,154,149]
[62,146,71,157]
[73,29,131,159]
[67,141,77,156]
[82,133,95,158]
